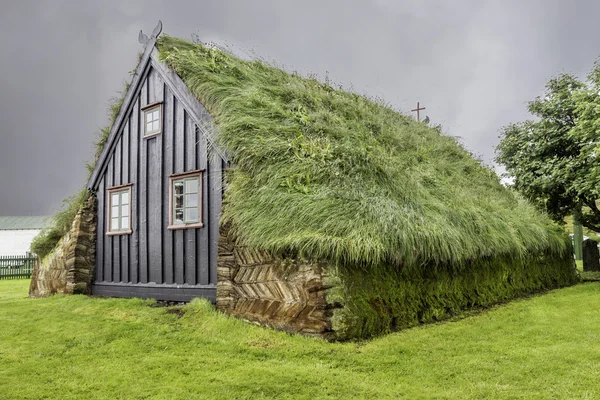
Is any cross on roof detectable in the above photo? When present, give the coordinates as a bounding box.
[411,102,426,122]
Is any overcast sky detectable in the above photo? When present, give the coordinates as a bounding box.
[2,0,600,216]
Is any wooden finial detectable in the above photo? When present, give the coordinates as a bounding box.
[151,20,163,39]
[138,20,163,45]
[138,30,149,45]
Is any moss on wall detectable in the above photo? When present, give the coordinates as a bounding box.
[326,248,579,340]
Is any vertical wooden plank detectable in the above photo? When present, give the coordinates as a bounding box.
[139,81,149,284]
[104,157,114,282]
[121,121,130,283]
[183,114,197,285]
[145,73,150,105]
[208,151,223,286]
[96,177,105,283]
[148,68,165,106]
[185,111,197,173]
[121,237,129,283]
[122,121,130,184]
[162,89,174,284]
[129,97,140,284]
[174,97,186,175]
[113,138,122,283]
[173,97,186,284]
[197,124,209,285]
[147,87,163,284]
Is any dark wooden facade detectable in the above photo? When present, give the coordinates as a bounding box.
[88,42,226,302]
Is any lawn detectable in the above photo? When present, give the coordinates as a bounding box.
[2,280,600,399]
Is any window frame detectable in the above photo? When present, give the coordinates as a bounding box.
[168,170,204,230]
[106,184,133,236]
[141,102,163,138]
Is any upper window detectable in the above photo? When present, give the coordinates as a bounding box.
[169,171,203,229]
[143,104,161,136]
[107,185,132,235]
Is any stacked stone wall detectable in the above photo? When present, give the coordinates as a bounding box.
[216,225,335,337]
[29,195,97,297]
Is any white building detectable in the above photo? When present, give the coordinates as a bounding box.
[0,216,49,256]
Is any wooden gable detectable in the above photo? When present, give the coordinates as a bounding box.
[88,28,226,301]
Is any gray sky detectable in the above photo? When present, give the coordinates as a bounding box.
[1,0,600,216]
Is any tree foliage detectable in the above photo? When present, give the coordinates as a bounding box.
[496,70,600,231]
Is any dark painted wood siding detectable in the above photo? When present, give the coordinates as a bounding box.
[92,65,222,302]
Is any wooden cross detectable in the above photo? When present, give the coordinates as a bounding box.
[411,102,426,122]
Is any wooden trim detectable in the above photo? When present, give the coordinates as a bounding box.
[143,132,161,140]
[168,170,204,229]
[142,103,162,137]
[106,183,133,191]
[106,184,133,235]
[92,282,216,303]
[141,101,164,111]
[106,230,133,236]
[169,169,206,179]
[167,223,204,230]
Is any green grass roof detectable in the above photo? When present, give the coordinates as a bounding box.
[157,36,570,268]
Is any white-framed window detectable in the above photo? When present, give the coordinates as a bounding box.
[107,185,132,235]
[143,104,162,136]
[168,171,204,229]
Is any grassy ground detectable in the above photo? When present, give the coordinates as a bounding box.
[2,280,600,399]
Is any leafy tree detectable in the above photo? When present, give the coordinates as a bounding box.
[496,72,600,231]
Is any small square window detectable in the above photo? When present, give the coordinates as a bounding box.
[168,171,204,230]
[143,105,162,136]
[107,185,133,235]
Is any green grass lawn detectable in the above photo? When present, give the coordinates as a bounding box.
[2,280,600,399]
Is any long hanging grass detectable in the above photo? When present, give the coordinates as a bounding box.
[157,36,571,269]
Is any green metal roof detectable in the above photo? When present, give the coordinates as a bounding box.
[0,216,50,230]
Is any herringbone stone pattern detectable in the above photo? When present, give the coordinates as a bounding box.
[217,226,333,336]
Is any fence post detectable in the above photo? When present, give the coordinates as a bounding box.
[574,221,584,261]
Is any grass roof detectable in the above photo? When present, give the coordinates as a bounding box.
[157,36,570,269]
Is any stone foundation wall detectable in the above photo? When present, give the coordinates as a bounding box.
[29,195,97,297]
[216,226,335,337]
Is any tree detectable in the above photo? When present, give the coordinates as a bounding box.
[496,71,600,232]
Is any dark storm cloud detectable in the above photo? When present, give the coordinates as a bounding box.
[2,0,600,215]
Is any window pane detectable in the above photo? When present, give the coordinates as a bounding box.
[185,178,199,194]
[111,205,119,218]
[152,121,159,131]
[111,218,119,231]
[174,181,184,195]
[121,190,129,205]
[152,110,159,121]
[185,207,199,223]
[185,193,198,208]
[121,205,129,217]
[174,195,184,209]
[146,122,153,133]
[174,209,184,224]
[122,216,129,230]
[111,193,120,206]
